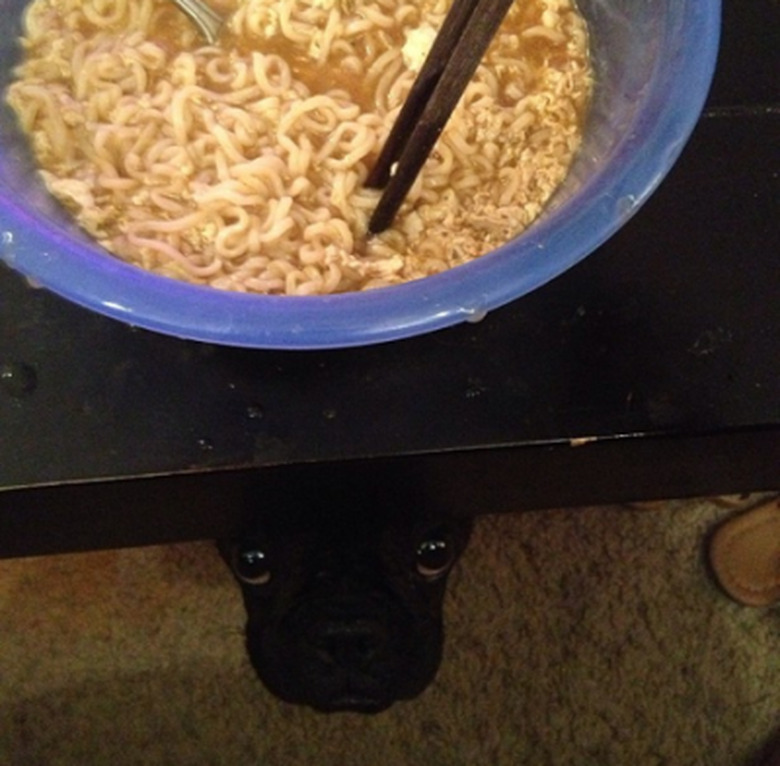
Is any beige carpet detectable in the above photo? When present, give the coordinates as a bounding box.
[1,495,779,765]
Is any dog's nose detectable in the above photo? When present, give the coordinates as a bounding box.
[310,618,388,670]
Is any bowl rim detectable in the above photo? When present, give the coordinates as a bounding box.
[0,0,721,350]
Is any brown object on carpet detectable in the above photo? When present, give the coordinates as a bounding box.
[709,497,780,607]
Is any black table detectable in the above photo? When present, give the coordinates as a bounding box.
[1,1,778,559]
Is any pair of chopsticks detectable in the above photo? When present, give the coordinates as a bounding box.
[366,0,516,235]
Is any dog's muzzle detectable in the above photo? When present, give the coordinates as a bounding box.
[248,589,443,714]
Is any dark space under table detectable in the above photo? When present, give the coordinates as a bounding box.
[0,0,778,558]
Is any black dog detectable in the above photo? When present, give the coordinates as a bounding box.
[221,503,472,714]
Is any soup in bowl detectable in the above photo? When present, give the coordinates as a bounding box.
[0,0,720,349]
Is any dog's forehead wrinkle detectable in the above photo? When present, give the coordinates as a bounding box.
[302,565,401,606]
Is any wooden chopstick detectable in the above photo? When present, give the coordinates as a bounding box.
[367,0,516,235]
[364,0,481,191]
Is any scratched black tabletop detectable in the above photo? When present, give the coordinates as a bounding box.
[1,0,778,557]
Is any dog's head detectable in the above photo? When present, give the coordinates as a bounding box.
[221,506,472,713]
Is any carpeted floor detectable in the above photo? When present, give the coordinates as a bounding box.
[1,495,779,765]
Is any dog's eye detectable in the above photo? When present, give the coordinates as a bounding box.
[415,531,454,579]
[234,548,272,586]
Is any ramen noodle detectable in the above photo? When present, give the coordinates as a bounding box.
[6,0,592,294]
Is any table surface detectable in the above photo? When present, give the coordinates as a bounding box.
[1,0,778,558]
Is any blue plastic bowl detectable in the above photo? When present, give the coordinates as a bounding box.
[0,0,720,349]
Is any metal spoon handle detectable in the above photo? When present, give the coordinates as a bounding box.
[169,0,223,44]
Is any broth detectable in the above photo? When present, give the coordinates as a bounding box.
[6,0,592,294]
